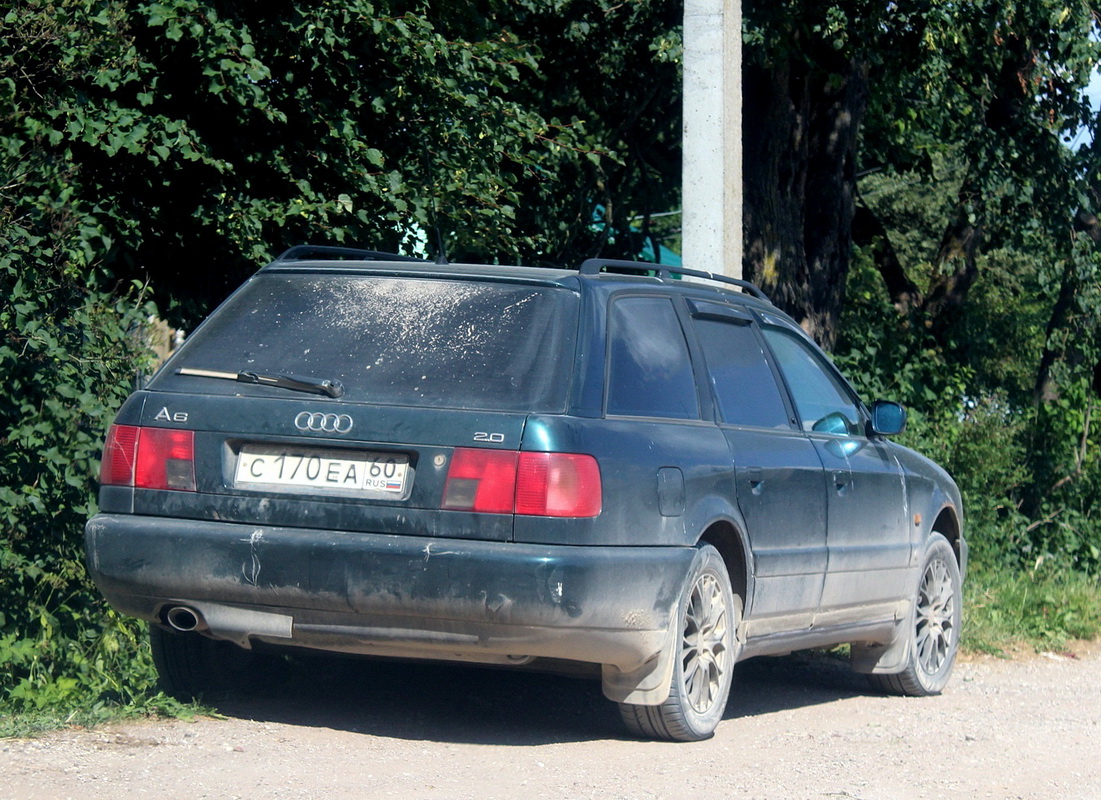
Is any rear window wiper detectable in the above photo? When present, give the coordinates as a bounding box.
[175,367,345,398]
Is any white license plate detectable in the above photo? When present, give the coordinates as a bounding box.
[235,445,409,495]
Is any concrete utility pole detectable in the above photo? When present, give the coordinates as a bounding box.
[681,0,742,278]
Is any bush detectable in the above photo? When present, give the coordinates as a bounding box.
[0,222,160,713]
[836,242,1100,578]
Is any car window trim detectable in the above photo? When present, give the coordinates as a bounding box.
[601,291,706,422]
[755,319,871,436]
[685,311,799,431]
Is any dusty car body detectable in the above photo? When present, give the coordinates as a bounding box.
[85,247,965,740]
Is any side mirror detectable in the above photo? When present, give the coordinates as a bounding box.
[869,400,906,436]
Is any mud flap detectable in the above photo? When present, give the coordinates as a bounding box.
[850,615,910,674]
[599,619,678,705]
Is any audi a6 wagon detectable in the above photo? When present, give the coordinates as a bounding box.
[85,245,965,741]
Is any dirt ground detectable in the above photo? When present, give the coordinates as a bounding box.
[2,642,1098,800]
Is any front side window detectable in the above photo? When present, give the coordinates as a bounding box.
[762,327,862,434]
[606,296,699,419]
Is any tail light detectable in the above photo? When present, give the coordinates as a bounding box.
[100,424,196,491]
[444,448,601,517]
[442,449,517,513]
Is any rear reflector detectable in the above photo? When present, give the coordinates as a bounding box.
[100,424,196,491]
[516,452,602,517]
[443,448,601,517]
[100,424,139,486]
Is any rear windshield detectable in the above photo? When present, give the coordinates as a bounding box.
[153,273,578,412]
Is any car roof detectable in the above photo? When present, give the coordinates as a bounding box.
[260,245,780,314]
[261,257,583,288]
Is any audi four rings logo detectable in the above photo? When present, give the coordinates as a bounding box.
[295,411,354,434]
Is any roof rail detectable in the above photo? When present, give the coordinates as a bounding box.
[274,245,429,264]
[578,258,770,303]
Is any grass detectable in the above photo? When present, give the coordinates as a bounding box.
[964,563,1101,656]
[0,694,205,739]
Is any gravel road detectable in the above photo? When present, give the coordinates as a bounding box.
[3,643,1098,800]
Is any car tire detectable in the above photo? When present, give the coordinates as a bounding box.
[872,532,961,696]
[149,623,261,701]
[618,544,739,741]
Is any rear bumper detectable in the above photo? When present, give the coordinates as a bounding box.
[84,514,693,674]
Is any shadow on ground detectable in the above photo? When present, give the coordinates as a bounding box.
[208,649,877,746]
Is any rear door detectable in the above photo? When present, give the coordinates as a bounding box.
[687,301,828,627]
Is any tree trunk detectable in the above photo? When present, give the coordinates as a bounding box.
[742,59,807,318]
[920,171,984,334]
[851,204,922,315]
[742,48,868,349]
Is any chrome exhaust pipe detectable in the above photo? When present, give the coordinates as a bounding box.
[165,605,206,632]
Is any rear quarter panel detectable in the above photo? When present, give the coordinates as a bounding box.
[513,415,737,547]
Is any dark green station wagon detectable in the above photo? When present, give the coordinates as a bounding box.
[85,246,965,741]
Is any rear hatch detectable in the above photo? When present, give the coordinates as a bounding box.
[107,269,580,542]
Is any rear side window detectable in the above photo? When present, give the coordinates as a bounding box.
[693,319,789,429]
[154,274,578,413]
[606,296,699,419]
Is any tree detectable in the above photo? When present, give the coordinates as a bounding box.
[498,0,684,262]
[4,0,1100,714]
[742,0,1101,350]
[740,1,1101,573]
[4,1,607,314]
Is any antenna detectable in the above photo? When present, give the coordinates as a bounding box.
[421,144,450,265]
[432,220,449,265]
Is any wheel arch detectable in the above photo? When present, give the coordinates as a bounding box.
[683,493,752,609]
[932,505,963,564]
[854,506,965,678]
[697,519,750,613]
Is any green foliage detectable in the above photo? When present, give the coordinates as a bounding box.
[1,0,1097,731]
[0,0,684,725]
[838,159,1101,578]
[0,224,161,712]
[497,0,683,261]
[2,0,683,321]
[0,690,201,739]
[839,274,1101,644]
[965,563,1101,655]
[0,1,166,716]
[851,0,1101,229]
[1026,377,1101,571]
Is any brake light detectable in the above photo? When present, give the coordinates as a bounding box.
[443,448,601,517]
[136,428,196,490]
[442,448,517,513]
[99,425,196,491]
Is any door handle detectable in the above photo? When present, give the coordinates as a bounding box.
[746,467,764,495]
[832,470,851,493]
